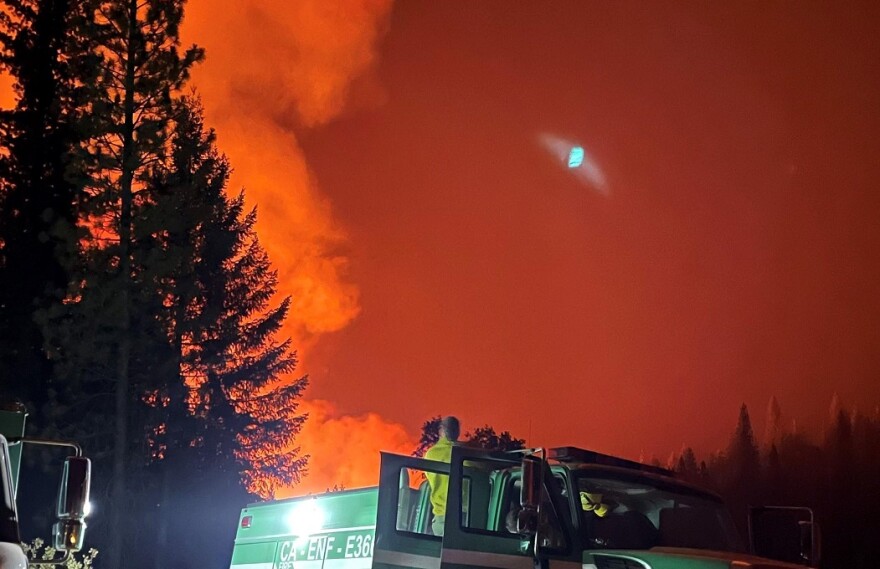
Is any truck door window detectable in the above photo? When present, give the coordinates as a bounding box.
[457,458,567,550]
[396,467,435,536]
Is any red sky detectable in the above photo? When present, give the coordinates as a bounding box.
[6,1,879,494]
[182,1,880,492]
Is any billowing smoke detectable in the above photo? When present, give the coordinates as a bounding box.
[184,0,394,348]
[182,1,410,493]
[278,400,416,496]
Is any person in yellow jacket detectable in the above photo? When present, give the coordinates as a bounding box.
[424,416,460,537]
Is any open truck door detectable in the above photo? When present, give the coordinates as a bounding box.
[374,452,446,569]
[439,446,580,569]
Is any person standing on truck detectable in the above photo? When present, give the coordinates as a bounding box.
[424,416,460,537]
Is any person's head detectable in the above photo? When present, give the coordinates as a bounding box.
[440,416,460,441]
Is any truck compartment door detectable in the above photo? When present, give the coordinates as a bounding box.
[375,452,446,569]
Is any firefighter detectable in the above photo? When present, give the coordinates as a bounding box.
[424,416,460,537]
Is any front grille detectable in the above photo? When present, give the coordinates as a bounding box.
[593,554,649,569]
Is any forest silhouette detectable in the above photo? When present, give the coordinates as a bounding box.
[668,398,879,569]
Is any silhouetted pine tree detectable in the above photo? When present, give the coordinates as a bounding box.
[822,408,856,569]
[143,98,308,492]
[669,398,880,568]
[135,97,307,569]
[0,0,97,422]
[674,446,700,484]
[36,2,204,566]
[715,404,762,535]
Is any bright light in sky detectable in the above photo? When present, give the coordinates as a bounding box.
[540,133,609,195]
[568,146,584,168]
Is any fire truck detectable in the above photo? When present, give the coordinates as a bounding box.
[0,403,91,568]
[230,445,819,569]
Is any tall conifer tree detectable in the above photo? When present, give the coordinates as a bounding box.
[133,96,308,568]
[0,0,96,420]
[45,2,203,565]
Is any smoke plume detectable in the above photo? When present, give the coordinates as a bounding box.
[184,0,394,349]
[183,1,410,493]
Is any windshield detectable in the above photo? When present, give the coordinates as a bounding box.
[575,473,744,553]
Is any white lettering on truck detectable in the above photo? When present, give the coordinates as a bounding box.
[344,534,373,559]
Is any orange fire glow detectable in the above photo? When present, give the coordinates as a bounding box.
[278,399,415,497]
[181,0,398,494]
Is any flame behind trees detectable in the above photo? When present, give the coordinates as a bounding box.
[0,1,307,567]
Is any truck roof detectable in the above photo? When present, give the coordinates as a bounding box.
[245,485,377,509]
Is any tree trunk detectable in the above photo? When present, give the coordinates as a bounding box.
[110,1,138,566]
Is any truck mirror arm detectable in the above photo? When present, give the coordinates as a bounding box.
[8,437,82,457]
[28,549,72,567]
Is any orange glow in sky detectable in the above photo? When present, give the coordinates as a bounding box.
[181,0,880,496]
[4,1,879,497]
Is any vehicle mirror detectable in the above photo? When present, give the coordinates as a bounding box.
[57,457,91,521]
[53,519,86,552]
[749,506,820,567]
[520,455,542,510]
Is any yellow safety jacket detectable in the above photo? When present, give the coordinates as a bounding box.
[424,437,454,516]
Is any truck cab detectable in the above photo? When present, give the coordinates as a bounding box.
[377,446,818,569]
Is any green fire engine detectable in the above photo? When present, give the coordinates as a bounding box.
[230,445,819,569]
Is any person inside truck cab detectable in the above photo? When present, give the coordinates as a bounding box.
[580,490,657,549]
[424,415,460,537]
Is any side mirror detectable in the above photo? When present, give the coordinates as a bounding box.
[749,506,820,567]
[519,453,544,555]
[54,457,91,552]
[520,455,542,511]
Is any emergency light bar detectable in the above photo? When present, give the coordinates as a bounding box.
[548,447,673,478]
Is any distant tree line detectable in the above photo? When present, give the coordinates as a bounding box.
[0,1,307,568]
[668,397,880,569]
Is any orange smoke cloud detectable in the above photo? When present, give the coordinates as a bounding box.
[182,1,402,496]
[279,400,416,497]
[183,0,394,349]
